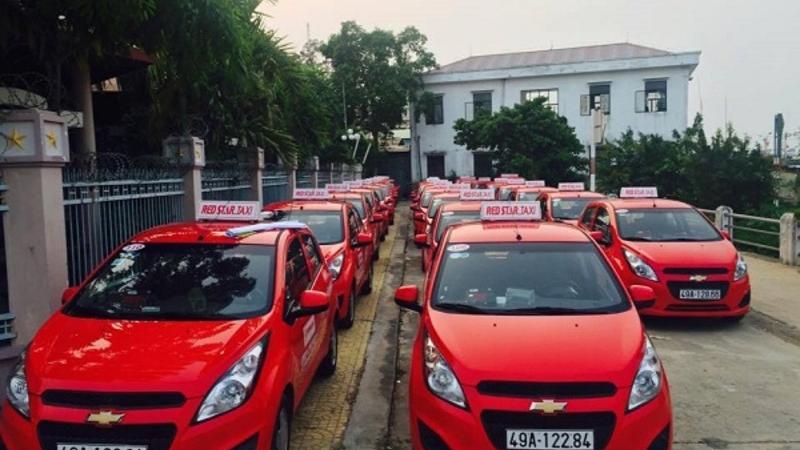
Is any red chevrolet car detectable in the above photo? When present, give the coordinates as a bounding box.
[513,186,557,201]
[394,201,672,450]
[418,201,482,272]
[579,188,750,319]
[329,190,382,260]
[264,198,375,328]
[2,201,337,450]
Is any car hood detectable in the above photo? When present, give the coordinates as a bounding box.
[321,243,345,261]
[428,309,644,388]
[26,313,268,398]
[623,239,736,268]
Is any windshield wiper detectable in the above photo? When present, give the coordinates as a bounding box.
[622,236,653,242]
[435,303,488,314]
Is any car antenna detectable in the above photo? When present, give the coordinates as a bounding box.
[514,225,522,241]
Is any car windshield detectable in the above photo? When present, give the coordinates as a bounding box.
[64,244,275,320]
[432,243,628,315]
[421,191,434,208]
[616,208,722,242]
[552,197,597,220]
[435,212,481,241]
[278,210,343,244]
[345,199,365,219]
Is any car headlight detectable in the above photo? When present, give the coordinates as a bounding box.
[424,333,467,409]
[628,336,662,411]
[6,352,30,418]
[329,253,345,280]
[734,253,748,281]
[196,339,266,423]
[624,249,658,282]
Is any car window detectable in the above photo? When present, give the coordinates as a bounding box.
[64,244,275,320]
[517,191,537,201]
[421,192,434,208]
[277,210,344,245]
[551,197,599,220]
[616,208,721,242]
[302,234,323,274]
[347,198,366,219]
[285,237,311,304]
[432,243,628,315]
[436,212,482,241]
[429,198,455,219]
[498,187,513,200]
[580,207,597,227]
[347,209,361,246]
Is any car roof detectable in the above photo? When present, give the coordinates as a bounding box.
[439,202,483,212]
[131,222,285,246]
[547,191,606,199]
[264,200,346,212]
[605,198,693,209]
[431,192,460,199]
[329,192,365,200]
[517,186,557,192]
[446,221,592,243]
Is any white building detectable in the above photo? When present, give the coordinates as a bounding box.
[410,43,701,180]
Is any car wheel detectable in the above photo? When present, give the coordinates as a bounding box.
[360,265,373,295]
[372,246,380,261]
[318,325,337,377]
[338,289,356,329]
[271,399,291,450]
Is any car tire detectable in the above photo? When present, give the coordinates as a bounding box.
[271,398,291,450]
[360,265,373,295]
[338,289,356,329]
[372,246,380,261]
[318,325,337,378]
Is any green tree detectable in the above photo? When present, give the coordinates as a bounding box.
[453,98,586,184]
[318,22,437,165]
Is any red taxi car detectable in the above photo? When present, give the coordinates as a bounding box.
[264,193,375,328]
[394,201,672,450]
[2,201,338,450]
[513,186,557,201]
[351,185,390,241]
[579,187,750,319]
[418,198,484,272]
[328,188,382,260]
[539,183,605,226]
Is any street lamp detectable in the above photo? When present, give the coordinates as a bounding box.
[341,129,361,160]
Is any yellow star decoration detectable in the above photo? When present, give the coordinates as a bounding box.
[6,128,27,150]
[46,130,58,149]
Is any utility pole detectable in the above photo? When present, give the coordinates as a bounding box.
[589,106,605,192]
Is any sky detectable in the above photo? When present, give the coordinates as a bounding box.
[261,0,800,148]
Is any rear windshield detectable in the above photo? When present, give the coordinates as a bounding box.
[616,208,721,242]
[421,192,434,208]
[64,244,275,320]
[498,187,514,200]
[432,243,628,315]
[551,197,597,220]
[436,212,481,241]
[278,210,343,244]
[517,191,540,201]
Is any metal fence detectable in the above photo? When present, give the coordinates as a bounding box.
[699,208,781,256]
[297,170,314,189]
[0,178,14,345]
[63,156,186,286]
[202,162,253,201]
[263,169,290,205]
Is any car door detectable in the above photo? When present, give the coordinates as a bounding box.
[347,207,368,288]
[300,232,332,373]
[284,234,315,394]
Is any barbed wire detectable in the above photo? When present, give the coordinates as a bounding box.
[63,152,186,183]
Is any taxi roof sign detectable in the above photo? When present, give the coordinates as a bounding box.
[525,180,546,187]
[480,201,542,221]
[558,182,585,192]
[293,188,330,200]
[620,187,658,198]
[326,183,349,193]
[500,173,520,178]
[460,188,495,201]
[446,183,472,192]
[198,201,261,221]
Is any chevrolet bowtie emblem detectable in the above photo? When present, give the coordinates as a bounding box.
[529,399,567,414]
[86,411,125,426]
[689,274,708,282]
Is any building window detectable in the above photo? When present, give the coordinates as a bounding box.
[426,154,445,178]
[473,92,492,118]
[473,153,494,177]
[636,80,667,113]
[581,84,610,116]
[521,89,559,113]
[425,94,444,125]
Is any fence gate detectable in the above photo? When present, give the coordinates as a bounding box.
[0,177,13,345]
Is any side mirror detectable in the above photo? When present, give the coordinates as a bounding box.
[354,231,374,247]
[720,230,731,240]
[372,212,386,223]
[62,286,80,305]
[629,285,656,310]
[414,233,429,248]
[294,290,330,317]
[394,285,421,313]
[414,212,425,221]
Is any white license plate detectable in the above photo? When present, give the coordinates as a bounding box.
[679,289,722,300]
[57,445,147,450]
[506,429,594,449]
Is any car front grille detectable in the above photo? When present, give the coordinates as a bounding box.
[666,281,730,301]
[37,422,176,450]
[41,390,186,410]
[477,381,617,399]
[663,267,728,275]
[480,411,616,450]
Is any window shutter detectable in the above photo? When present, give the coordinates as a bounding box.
[600,94,611,114]
[635,91,646,113]
[580,95,590,116]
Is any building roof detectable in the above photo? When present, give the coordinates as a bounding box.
[430,43,676,75]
